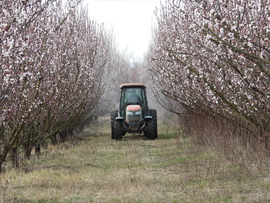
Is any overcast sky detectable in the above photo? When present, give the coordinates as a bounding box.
[83,0,162,61]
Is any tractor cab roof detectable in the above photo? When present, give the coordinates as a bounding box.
[120,83,146,89]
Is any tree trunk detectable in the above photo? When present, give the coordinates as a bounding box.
[35,144,41,157]
[50,133,58,145]
[24,143,33,160]
[10,147,19,169]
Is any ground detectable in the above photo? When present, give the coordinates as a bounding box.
[0,119,270,202]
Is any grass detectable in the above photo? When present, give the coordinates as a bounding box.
[0,118,270,202]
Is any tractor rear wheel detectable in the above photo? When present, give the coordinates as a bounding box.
[145,109,157,140]
[114,120,125,140]
[111,111,117,139]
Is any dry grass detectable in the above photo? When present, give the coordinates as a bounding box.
[0,118,270,202]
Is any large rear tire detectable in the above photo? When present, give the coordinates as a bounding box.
[145,109,157,140]
[114,120,125,140]
[110,111,117,140]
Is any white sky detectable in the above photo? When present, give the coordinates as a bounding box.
[83,0,162,61]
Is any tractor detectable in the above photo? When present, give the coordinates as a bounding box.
[111,83,157,140]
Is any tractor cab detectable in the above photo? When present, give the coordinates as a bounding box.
[119,84,149,119]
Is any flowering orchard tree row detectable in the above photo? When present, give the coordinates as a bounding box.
[0,0,121,171]
[148,0,270,143]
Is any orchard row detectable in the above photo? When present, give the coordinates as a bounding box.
[148,0,270,146]
[0,0,130,171]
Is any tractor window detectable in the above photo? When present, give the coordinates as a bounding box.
[120,88,146,110]
[125,88,142,104]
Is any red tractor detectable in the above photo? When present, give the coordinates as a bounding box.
[111,83,157,140]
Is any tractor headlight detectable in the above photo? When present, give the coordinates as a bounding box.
[126,110,141,116]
